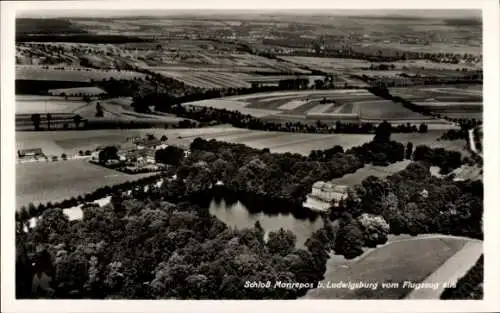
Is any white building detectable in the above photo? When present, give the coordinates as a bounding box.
[311,181,349,206]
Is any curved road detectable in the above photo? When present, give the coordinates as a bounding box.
[405,239,482,299]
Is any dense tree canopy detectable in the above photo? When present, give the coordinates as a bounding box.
[155,146,184,166]
[17,194,331,299]
[341,161,483,239]
[98,146,119,164]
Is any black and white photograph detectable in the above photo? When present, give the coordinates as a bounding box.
[1,0,499,312]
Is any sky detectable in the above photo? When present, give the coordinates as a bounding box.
[18,9,481,19]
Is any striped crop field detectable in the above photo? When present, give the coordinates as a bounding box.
[390,85,483,101]
[306,103,335,114]
[390,84,482,119]
[277,100,309,110]
[158,70,251,88]
[280,56,370,72]
[184,89,451,125]
[157,70,325,89]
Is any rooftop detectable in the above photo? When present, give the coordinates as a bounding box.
[312,181,349,193]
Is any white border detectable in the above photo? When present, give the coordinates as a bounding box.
[2,0,499,312]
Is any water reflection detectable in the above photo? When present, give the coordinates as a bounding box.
[208,198,324,247]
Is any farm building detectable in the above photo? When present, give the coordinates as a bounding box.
[310,181,349,206]
[17,148,44,158]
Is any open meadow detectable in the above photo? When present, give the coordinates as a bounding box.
[304,235,479,299]
[16,96,88,115]
[16,159,155,208]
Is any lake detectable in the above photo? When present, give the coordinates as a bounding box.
[208,198,324,247]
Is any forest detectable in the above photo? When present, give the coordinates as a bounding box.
[17,123,483,299]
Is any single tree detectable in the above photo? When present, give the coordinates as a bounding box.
[31,114,41,131]
[73,115,82,129]
[406,142,414,159]
[95,102,104,117]
[357,213,390,247]
[374,120,392,142]
[419,123,428,133]
[46,113,52,130]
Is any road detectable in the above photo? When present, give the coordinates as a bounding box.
[468,128,483,157]
[405,240,483,299]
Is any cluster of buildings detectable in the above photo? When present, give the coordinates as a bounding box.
[17,148,45,162]
[116,136,169,165]
[92,135,191,173]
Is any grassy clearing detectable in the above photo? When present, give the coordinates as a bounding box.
[330,160,412,186]
[305,237,468,299]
